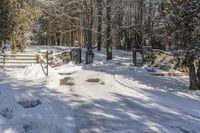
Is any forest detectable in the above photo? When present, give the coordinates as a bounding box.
[1,1,200,133]
[0,0,200,90]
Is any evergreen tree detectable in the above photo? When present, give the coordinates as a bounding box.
[0,0,12,43]
[10,0,39,53]
[162,0,200,90]
[0,0,39,53]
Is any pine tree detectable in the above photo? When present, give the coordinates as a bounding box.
[162,0,200,90]
[10,0,39,53]
[0,0,39,54]
[0,0,12,43]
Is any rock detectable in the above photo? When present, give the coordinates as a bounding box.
[18,99,42,109]
[56,51,71,63]
[158,61,174,71]
[36,53,45,63]
[50,56,63,67]
[168,70,183,76]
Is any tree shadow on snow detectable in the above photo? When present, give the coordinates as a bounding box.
[72,93,200,133]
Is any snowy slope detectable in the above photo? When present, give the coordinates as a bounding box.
[0,46,200,133]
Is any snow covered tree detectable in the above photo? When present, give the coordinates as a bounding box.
[162,0,200,90]
[0,0,39,54]
[0,0,11,43]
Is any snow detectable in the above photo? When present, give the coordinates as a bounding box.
[0,46,200,133]
[11,64,61,80]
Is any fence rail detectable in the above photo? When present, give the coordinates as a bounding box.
[0,53,38,68]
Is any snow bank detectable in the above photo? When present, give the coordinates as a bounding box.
[9,64,64,92]
[0,119,64,133]
[145,66,183,76]
[13,64,60,80]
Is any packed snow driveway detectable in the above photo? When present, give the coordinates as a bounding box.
[70,67,200,133]
[0,49,200,133]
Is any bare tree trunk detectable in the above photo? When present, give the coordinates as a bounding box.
[197,61,200,89]
[60,32,65,46]
[189,60,199,90]
[97,0,102,51]
[128,2,133,51]
[11,34,17,55]
[106,0,112,60]
[117,13,123,49]
[138,0,144,47]
[83,0,94,50]
[51,33,55,45]
[45,33,48,45]
[70,22,74,47]
[56,32,60,46]
[163,26,169,51]
[147,0,153,46]
[80,24,84,47]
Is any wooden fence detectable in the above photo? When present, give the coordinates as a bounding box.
[0,49,81,76]
[0,53,38,68]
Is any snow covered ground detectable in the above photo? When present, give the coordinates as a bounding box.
[0,46,200,133]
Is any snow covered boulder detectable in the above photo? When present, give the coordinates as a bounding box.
[168,69,183,76]
[158,61,174,71]
[150,49,175,71]
[36,53,45,63]
[49,56,64,67]
[36,50,54,64]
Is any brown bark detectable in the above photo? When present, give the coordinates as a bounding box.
[197,61,200,89]
[163,26,169,51]
[189,61,199,90]
[106,0,112,60]
[97,0,103,51]
[83,0,94,50]
[11,35,17,55]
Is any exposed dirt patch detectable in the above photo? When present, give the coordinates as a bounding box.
[60,77,75,86]
[18,99,42,109]
[86,78,105,85]
[87,78,100,83]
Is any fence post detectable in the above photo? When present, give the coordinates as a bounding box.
[133,48,136,66]
[46,51,49,76]
[79,48,82,63]
[3,54,5,67]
